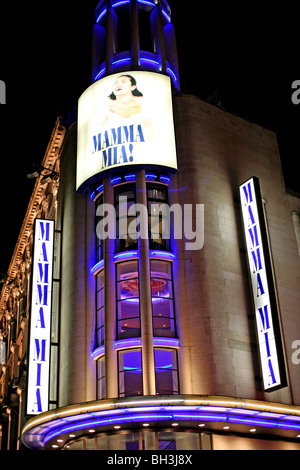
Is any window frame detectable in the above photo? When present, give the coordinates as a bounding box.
[116,260,141,340]
[95,193,104,263]
[96,355,106,400]
[154,347,179,395]
[147,183,171,251]
[150,259,176,338]
[118,348,143,398]
[115,184,138,253]
[96,269,105,347]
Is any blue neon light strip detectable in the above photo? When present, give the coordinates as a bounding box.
[124,174,136,180]
[111,176,122,184]
[44,413,175,444]
[166,67,177,83]
[111,250,175,263]
[145,173,157,180]
[22,398,300,449]
[112,57,132,67]
[91,337,179,360]
[43,406,300,446]
[114,338,142,349]
[94,58,177,84]
[149,250,175,260]
[90,259,104,275]
[94,67,106,81]
[114,251,139,261]
[90,183,104,200]
[160,175,171,183]
[153,338,180,348]
[91,345,105,360]
[96,1,170,24]
[91,251,174,274]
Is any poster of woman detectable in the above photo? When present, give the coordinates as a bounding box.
[77,71,177,192]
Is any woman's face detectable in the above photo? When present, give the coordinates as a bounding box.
[113,76,135,97]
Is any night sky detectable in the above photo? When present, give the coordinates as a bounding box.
[0,1,299,275]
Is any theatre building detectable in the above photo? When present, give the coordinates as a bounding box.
[1,0,300,451]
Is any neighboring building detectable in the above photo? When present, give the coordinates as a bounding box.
[1,0,300,451]
[0,119,66,449]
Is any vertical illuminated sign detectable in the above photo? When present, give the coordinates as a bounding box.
[27,219,54,415]
[0,340,6,364]
[0,80,5,104]
[239,177,286,392]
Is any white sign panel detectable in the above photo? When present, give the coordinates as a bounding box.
[27,219,54,415]
[239,177,286,391]
[0,340,6,364]
[77,71,177,192]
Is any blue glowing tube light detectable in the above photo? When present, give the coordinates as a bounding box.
[44,406,300,445]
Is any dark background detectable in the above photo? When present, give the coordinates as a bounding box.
[0,1,299,274]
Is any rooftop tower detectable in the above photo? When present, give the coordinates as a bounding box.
[92,0,180,90]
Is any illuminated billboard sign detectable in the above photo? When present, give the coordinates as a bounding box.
[0,340,6,364]
[239,177,286,392]
[77,71,177,192]
[27,219,54,415]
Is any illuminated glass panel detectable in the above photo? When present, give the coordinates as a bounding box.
[96,270,105,346]
[118,349,143,397]
[96,356,106,400]
[95,194,104,262]
[117,261,141,339]
[150,260,175,337]
[147,184,171,251]
[115,185,138,253]
[154,348,179,395]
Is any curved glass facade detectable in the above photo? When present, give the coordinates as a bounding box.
[92,174,179,401]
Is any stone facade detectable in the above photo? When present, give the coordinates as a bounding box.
[173,94,300,404]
